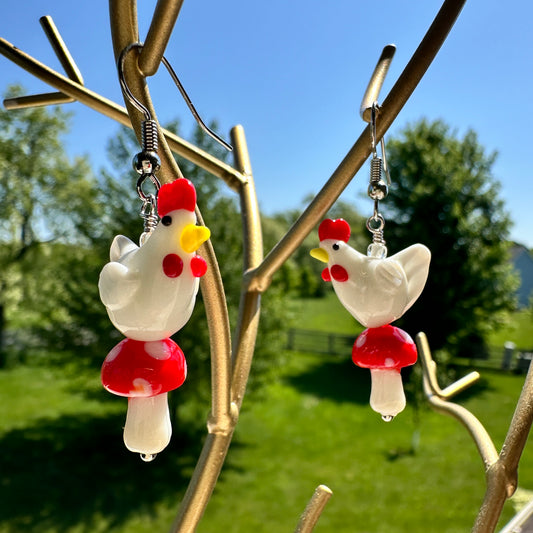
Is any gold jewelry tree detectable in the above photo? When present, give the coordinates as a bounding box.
[1,1,532,531]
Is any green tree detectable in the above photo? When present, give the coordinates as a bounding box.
[384,118,518,356]
[0,85,100,364]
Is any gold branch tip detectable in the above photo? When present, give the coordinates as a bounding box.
[3,16,84,110]
[294,485,333,533]
[360,44,396,122]
[3,92,74,109]
[416,332,480,400]
[40,16,83,84]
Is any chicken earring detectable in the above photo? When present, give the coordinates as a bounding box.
[99,178,208,461]
[98,43,217,461]
[311,104,431,421]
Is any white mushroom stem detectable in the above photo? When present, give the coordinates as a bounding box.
[123,393,172,458]
[369,369,406,421]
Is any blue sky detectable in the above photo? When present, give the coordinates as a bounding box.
[2,0,533,247]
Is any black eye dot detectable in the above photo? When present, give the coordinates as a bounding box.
[161,215,172,226]
[332,243,340,251]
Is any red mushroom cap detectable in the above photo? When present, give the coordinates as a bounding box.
[352,325,417,370]
[101,338,187,398]
[318,218,351,243]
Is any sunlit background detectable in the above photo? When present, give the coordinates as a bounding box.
[2,0,532,246]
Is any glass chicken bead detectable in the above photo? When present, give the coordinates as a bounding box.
[310,218,431,328]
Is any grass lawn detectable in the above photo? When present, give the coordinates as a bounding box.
[0,297,532,532]
[200,357,533,533]
[291,293,364,335]
[1,354,531,532]
[488,309,533,349]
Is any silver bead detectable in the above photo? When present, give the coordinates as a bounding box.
[132,151,161,175]
[368,180,388,201]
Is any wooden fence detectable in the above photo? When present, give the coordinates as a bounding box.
[286,328,533,373]
[286,328,355,356]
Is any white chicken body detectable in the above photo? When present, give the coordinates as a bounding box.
[99,178,210,342]
[323,240,430,328]
[311,218,431,328]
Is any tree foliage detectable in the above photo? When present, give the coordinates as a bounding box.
[384,118,518,356]
[0,86,100,363]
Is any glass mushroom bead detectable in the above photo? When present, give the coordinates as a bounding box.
[352,325,417,421]
[101,337,187,461]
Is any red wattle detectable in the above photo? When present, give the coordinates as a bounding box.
[190,255,208,277]
[321,267,331,282]
[162,254,184,278]
[331,264,349,282]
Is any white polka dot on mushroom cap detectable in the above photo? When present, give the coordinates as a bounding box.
[131,378,153,395]
[355,335,366,348]
[385,357,395,367]
[106,342,124,362]
[145,341,171,360]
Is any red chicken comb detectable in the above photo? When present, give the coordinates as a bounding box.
[318,218,351,242]
[157,178,196,216]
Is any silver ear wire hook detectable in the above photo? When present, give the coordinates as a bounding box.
[360,45,396,259]
[361,44,395,188]
[118,43,161,243]
[117,42,232,244]
[118,42,232,152]
[118,43,152,121]
[370,103,391,187]
[160,55,232,152]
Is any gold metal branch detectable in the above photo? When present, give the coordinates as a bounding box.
[39,16,83,85]
[0,32,244,190]
[138,0,185,77]
[416,332,533,533]
[3,16,82,110]
[169,124,263,532]
[294,485,333,533]
[360,44,396,123]
[416,332,498,468]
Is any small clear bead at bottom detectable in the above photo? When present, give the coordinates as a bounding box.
[367,242,388,259]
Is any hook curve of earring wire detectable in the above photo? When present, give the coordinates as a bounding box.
[370,102,391,186]
[118,42,232,152]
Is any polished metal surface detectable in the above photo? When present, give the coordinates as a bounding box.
[294,485,333,533]
[360,44,396,122]
[139,0,185,77]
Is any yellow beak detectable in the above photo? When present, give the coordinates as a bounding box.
[310,247,329,263]
[180,224,211,253]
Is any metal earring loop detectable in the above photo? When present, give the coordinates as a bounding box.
[117,42,232,152]
[369,102,391,187]
[118,43,152,121]
[370,102,378,155]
